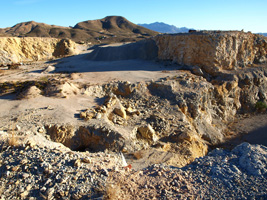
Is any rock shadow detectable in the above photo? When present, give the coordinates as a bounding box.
[48,39,180,73]
[216,125,267,150]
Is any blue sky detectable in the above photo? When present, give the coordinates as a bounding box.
[1,0,267,32]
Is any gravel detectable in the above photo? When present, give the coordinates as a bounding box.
[0,142,266,199]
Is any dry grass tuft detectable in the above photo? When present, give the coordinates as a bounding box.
[8,132,19,147]
[104,183,121,200]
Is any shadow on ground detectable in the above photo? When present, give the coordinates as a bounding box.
[216,124,267,150]
[48,40,181,73]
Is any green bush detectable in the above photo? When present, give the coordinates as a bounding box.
[255,101,267,111]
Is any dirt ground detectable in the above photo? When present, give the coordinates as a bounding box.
[218,113,267,149]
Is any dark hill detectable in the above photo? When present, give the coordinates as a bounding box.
[75,16,157,36]
[0,16,159,44]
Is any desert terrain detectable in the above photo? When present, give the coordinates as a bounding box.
[0,17,267,199]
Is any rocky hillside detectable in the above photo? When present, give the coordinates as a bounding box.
[0,16,158,44]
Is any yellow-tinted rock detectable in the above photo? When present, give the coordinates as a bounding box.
[137,124,158,143]
[155,31,267,75]
[0,37,77,65]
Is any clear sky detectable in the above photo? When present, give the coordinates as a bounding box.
[1,0,267,32]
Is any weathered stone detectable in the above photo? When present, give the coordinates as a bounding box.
[113,104,127,119]
[74,159,81,167]
[105,95,117,108]
[137,124,158,143]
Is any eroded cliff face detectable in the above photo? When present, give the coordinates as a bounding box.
[155,31,267,75]
[0,37,77,65]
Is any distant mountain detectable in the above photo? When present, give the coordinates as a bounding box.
[138,22,192,33]
[0,16,158,44]
[258,33,267,37]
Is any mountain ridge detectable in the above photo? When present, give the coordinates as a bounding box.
[138,22,193,33]
[0,16,158,44]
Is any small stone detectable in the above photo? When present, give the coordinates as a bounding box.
[96,113,102,119]
[12,166,20,172]
[26,185,32,191]
[20,190,29,198]
[20,159,28,165]
[80,111,87,119]
[15,125,21,131]
[82,158,91,164]
[38,127,45,133]
[101,169,109,176]
[22,173,29,179]
[74,159,81,167]
[113,104,127,119]
[26,140,36,148]
[46,187,55,199]
[6,171,10,176]
[137,124,158,143]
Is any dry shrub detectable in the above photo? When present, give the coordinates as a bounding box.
[104,183,121,200]
[0,69,4,74]
[8,132,19,147]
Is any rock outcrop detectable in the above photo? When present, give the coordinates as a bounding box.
[155,31,267,75]
[0,37,77,66]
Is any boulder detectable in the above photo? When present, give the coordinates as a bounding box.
[137,124,158,143]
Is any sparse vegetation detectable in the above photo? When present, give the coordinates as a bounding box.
[104,183,121,200]
[255,101,267,111]
[8,132,19,147]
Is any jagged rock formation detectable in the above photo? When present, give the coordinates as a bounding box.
[0,37,77,65]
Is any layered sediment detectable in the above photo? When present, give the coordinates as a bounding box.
[155,31,267,75]
[0,37,77,66]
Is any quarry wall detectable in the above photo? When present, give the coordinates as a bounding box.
[0,37,77,66]
[155,31,267,75]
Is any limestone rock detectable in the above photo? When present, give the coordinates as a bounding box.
[155,31,267,75]
[0,37,77,66]
[113,104,127,119]
[137,124,158,143]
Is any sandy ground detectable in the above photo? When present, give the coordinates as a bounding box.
[0,43,181,134]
